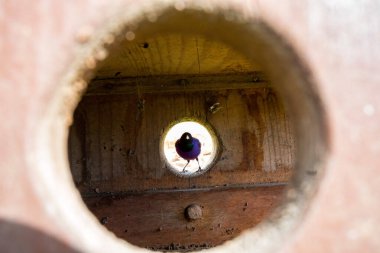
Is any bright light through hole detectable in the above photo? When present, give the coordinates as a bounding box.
[163,121,217,175]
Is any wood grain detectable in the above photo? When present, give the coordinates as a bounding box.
[69,87,295,194]
[94,34,262,79]
[84,185,286,250]
[86,73,267,96]
[66,16,296,252]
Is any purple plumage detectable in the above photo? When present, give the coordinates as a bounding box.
[175,132,202,172]
[175,137,201,160]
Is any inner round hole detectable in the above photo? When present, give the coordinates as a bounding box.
[162,121,218,176]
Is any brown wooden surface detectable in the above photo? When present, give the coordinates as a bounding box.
[86,73,267,96]
[84,185,286,250]
[69,87,294,194]
[93,33,262,79]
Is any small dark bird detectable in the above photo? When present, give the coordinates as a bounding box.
[175,132,201,172]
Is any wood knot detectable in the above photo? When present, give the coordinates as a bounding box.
[185,204,203,220]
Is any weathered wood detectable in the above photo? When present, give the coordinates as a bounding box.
[84,185,286,250]
[86,73,267,95]
[69,87,295,194]
[94,33,262,79]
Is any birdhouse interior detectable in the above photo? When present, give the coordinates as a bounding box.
[68,32,295,251]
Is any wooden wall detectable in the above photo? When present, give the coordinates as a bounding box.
[85,185,286,251]
[68,84,295,249]
[69,87,295,194]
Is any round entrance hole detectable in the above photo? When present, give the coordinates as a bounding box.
[162,120,219,176]
[35,3,328,253]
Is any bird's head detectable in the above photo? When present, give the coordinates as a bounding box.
[179,132,194,151]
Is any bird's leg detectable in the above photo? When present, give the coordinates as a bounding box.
[196,158,202,172]
[182,160,190,172]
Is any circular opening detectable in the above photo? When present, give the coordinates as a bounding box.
[34,4,328,253]
[162,120,219,176]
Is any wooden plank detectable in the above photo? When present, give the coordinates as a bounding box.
[94,34,262,79]
[69,88,294,194]
[84,97,101,182]
[99,97,113,180]
[86,72,267,95]
[84,185,286,250]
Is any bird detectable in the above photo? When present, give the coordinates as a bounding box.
[175,132,202,173]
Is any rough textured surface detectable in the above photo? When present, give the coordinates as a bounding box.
[1,1,380,253]
[93,33,261,78]
[185,204,203,220]
[69,87,294,194]
[69,74,292,249]
[84,186,285,249]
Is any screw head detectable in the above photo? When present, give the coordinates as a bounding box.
[185,204,203,220]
